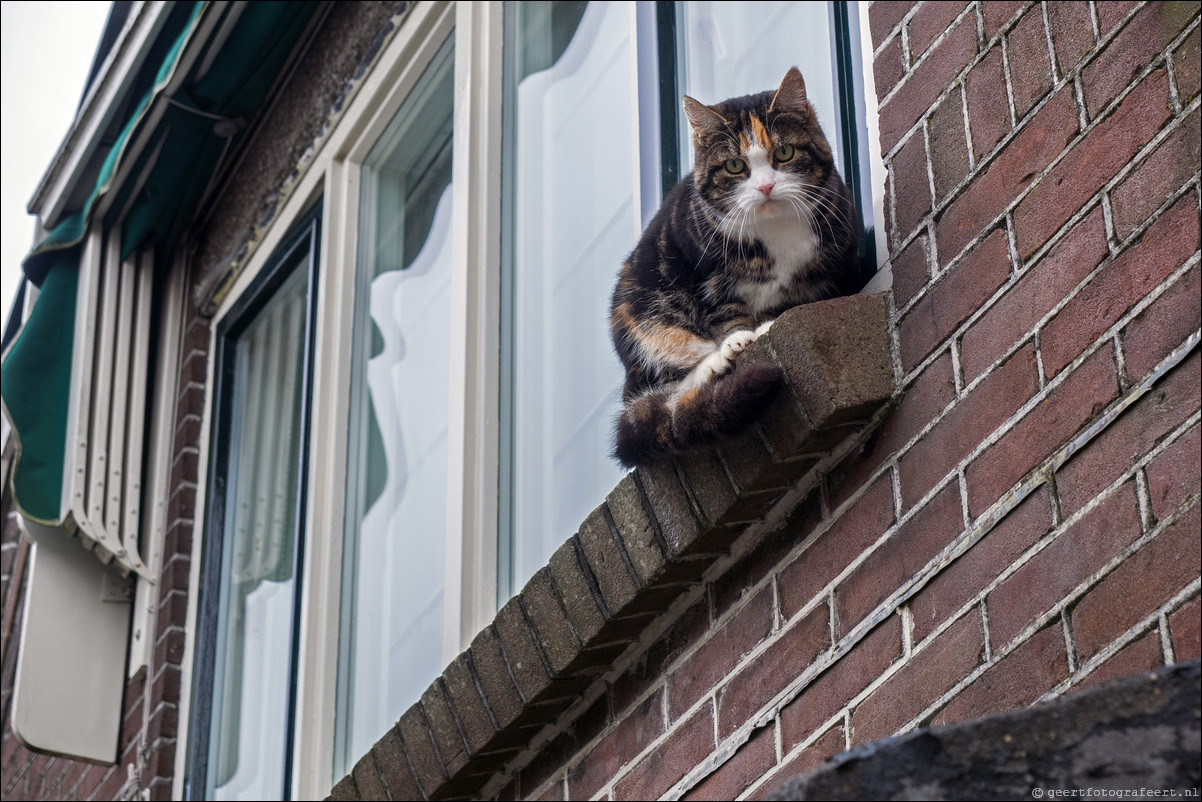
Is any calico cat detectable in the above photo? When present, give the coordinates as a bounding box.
[610,67,860,467]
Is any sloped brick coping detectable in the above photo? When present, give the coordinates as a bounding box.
[330,292,897,801]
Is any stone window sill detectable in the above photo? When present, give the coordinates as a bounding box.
[331,291,898,801]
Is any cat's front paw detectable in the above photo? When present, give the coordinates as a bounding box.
[719,329,757,359]
[754,319,775,338]
[684,349,734,388]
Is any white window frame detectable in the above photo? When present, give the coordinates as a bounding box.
[175,2,891,798]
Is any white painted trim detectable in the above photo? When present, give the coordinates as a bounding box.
[129,252,185,681]
[445,0,503,661]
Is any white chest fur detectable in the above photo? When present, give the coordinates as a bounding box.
[735,212,818,313]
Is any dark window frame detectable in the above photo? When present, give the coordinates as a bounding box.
[184,203,322,801]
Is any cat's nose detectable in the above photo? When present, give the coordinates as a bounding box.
[757,181,775,197]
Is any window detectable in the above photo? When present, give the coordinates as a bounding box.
[181,3,883,797]
[187,209,320,801]
[335,35,455,773]
[497,0,879,600]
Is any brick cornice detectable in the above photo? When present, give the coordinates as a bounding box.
[330,292,899,801]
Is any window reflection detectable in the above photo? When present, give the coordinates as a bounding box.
[336,37,455,775]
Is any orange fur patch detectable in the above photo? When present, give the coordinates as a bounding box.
[748,112,772,149]
[637,322,713,369]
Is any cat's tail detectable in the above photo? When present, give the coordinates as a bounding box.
[613,362,784,468]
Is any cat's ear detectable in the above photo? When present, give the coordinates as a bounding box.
[683,95,727,136]
[769,67,808,113]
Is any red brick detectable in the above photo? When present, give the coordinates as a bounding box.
[899,228,1010,371]
[714,496,819,618]
[1146,424,1201,523]
[891,231,930,306]
[901,344,1039,510]
[1078,631,1164,690]
[611,599,707,716]
[1041,193,1199,377]
[935,623,1069,725]
[779,478,895,618]
[533,779,564,801]
[1174,26,1201,101]
[1112,109,1201,238]
[94,765,125,801]
[908,1,970,60]
[1122,263,1202,382]
[987,481,1141,649]
[1057,351,1201,515]
[879,15,979,153]
[716,604,830,738]
[929,88,970,201]
[892,130,932,244]
[752,726,844,801]
[911,487,1054,642]
[960,206,1108,382]
[614,705,714,801]
[682,725,775,801]
[1096,1,1138,33]
[875,36,906,100]
[1169,596,1201,661]
[839,483,964,629]
[827,352,957,512]
[1007,10,1054,118]
[780,616,903,749]
[966,347,1121,517]
[938,88,1078,264]
[1073,503,1201,660]
[851,612,984,744]
[569,689,663,799]
[1014,69,1173,260]
[1047,1,1097,76]
[669,587,774,720]
[523,695,609,793]
[982,1,1025,41]
[1083,2,1200,116]
[869,1,913,46]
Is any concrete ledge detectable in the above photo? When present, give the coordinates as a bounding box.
[329,292,897,801]
[767,659,1202,800]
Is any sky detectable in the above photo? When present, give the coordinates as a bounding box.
[1,1,112,327]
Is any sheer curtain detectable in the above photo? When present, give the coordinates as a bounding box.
[211,265,308,801]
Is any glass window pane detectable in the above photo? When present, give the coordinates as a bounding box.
[499,0,630,600]
[209,261,309,801]
[678,2,843,172]
[336,36,455,775]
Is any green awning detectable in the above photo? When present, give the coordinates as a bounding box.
[1,0,320,524]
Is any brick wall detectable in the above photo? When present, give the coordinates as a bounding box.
[502,2,1201,799]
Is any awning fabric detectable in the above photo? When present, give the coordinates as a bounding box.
[1,0,320,524]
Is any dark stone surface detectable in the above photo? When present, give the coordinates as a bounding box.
[765,293,895,429]
[767,660,1202,800]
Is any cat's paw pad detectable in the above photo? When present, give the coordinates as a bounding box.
[754,319,776,338]
[719,329,757,359]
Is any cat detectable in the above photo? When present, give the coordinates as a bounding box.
[609,67,860,468]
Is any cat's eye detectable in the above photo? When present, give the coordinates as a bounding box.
[724,158,747,174]
[773,144,796,162]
